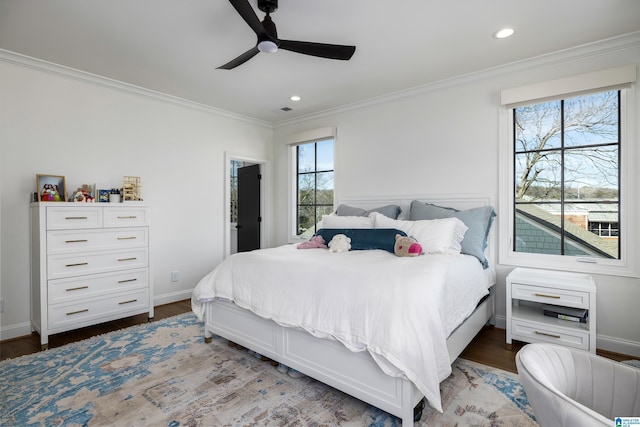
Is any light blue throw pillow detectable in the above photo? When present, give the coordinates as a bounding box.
[409,201,496,268]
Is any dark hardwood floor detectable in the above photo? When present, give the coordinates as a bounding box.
[1,299,632,371]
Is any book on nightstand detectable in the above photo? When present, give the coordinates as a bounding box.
[542,304,589,323]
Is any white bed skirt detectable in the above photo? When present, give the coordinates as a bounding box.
[203,287,495,426]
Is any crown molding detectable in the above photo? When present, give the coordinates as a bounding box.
[274,31,640,128]
[0,48,273,129]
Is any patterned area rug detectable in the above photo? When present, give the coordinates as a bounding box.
[1,313,537,426]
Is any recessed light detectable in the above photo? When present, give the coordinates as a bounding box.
[290,95,301,102]
[493,28,515,39]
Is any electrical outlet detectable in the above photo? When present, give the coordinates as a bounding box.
[171,271,179,282]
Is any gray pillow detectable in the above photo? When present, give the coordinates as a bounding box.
[409,201,496,268]
[336,204,401,219]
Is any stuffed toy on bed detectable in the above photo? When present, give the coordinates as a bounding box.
[394,234,423,257]
[328,234,351,252]
[297,235,328,249]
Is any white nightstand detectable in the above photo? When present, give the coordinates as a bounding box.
[506,267,596,352]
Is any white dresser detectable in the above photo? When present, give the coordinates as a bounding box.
[30,203,153,349]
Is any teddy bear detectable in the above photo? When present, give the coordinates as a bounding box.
[297,235,328,249]
[328,234,351,252]
[394,234,423,257]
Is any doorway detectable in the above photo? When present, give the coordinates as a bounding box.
[227,155,266,256]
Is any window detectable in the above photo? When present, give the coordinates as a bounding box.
[499,65,637,276]
[513,90,620,259]
[229,160,240,224]
[295,138,334,237]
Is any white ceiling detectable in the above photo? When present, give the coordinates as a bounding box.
[1,0,639,124]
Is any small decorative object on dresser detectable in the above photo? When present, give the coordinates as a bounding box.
[122,176,142,202]
[36,174,66,202]
[506,267,596,353]
[98,189,110,203]
[30,202,152,350]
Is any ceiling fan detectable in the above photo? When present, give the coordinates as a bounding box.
[217,0,356,70]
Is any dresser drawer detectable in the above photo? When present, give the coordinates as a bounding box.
[511,318,590,350]
[47,228,148,254]
[48,268,148,304]
[47,248,148,279]
[48,288,150,331]
[46,206,102,230]
[104,206,148,227]
[511,283,590,309]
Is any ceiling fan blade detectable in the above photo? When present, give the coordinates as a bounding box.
[228,0,268,37]
[217,46,260,70]
[278,40,355,60]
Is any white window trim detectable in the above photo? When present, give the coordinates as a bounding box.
[498,66,638,278]
[287,127,337,242]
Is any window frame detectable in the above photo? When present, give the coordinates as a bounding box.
[498,70,637,277]
[287,127,337,242]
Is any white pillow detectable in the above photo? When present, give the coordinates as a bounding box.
[371,212,468,254]
[321,214,373,229]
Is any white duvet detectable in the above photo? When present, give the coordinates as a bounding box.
[191,244,491,412]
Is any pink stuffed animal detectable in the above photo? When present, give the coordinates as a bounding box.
[394,234,423,257]
[297,235,328,249]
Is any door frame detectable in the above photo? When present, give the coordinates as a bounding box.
[224,151,269,258]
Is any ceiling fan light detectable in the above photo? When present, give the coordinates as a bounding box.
[258,40,278,53]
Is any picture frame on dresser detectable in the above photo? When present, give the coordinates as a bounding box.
[36,174,66,202]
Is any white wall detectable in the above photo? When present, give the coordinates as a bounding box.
[272,35,640,356]
[0,54,272,339]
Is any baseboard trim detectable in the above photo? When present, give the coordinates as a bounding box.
[154,290,192,307]
[597,334,640,358]
[0,321,32,342]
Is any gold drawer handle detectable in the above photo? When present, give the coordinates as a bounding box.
[534,293,561,299]
[118,278,138,283]
[66,309,89,316]
[65,239,88,243]
[118,257,137,262]
[119,299,138,305]
[535,331,561,339]
[66,262,88,267]
[66,286,89,291]
[117,216,137,219]
[117,236,137,240]
[64,216,88,220]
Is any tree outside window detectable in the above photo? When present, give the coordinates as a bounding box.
[513,90,620,259]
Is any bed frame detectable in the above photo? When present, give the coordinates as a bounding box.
[202,195,496,426]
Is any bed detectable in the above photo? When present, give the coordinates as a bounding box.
[191,195,496,426]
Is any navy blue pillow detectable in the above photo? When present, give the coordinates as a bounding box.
[315,228,407,253]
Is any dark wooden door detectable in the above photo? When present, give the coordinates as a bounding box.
[237,164,261,252]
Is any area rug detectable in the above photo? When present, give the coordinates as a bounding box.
[0,313,537,426]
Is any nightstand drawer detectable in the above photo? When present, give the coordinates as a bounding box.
[48,288,149,330]
[47,228,148,254]
[512,283,589,309]
[511,318,590,350]
[47,206,102,230]
[47,248,148,279]
[104,207,149,227]
[48,268,148,304]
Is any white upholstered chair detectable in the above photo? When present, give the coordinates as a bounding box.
[516,343,640,427]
